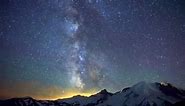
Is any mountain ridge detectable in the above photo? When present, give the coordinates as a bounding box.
[1,81,185,106]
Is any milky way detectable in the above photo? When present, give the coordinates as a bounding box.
[0,0,185,99]
[63,1,109,90]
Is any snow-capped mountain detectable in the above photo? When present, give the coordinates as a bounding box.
[1,82,185,106]
[98,82,185,106]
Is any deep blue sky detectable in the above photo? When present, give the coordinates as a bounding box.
[0,0,185,99]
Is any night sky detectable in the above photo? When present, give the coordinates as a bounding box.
[1,0,185,100]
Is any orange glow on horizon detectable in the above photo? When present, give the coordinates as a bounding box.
[0,81,99,100]
[35,89,98,100]
[42,92,95,100]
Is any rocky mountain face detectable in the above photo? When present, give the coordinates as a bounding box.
[1,82,185,106]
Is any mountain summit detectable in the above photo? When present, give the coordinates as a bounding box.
[1,82,185,106]
[100,82,185,106]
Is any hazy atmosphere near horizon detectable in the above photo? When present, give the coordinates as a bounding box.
[0,0,185,100]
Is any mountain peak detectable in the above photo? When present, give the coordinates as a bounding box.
[99,89,108,94]
[160,82,170,86]
[158,81,175,88]
[132,81,174,90]
[96,89,113,96]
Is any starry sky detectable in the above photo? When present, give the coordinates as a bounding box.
[0,0,185,100]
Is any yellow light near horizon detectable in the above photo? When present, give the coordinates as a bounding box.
[51,93,94,100]
[36,89,98,100]
[0,81,99,100]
